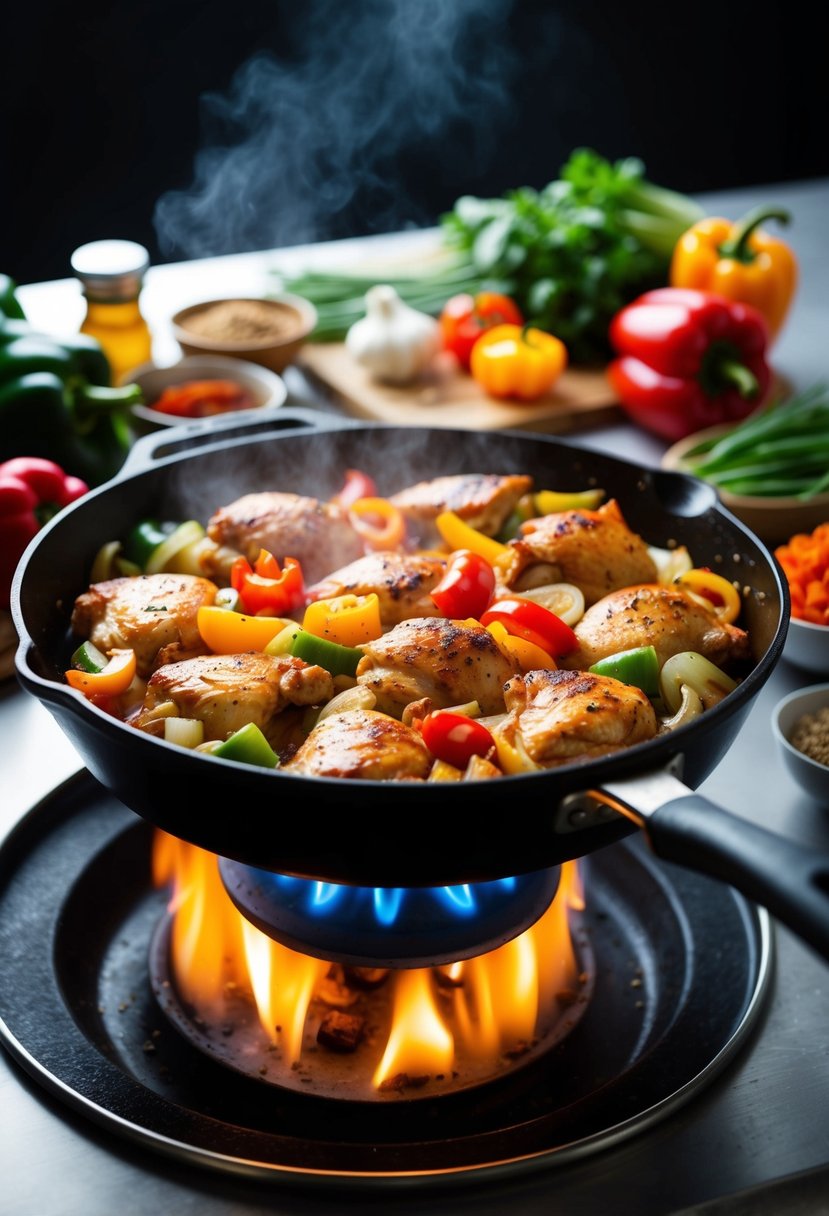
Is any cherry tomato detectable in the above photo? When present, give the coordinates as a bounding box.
[480,597,578,658]
[430,549,495,619]
[439,292,524,370]
[420,711,496,769]
[231,549,305,615]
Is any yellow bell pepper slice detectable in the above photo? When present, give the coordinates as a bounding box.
[435,511,508,564]
[677,569,742,624]
[65,648,137,697]
[533,488,605,514]
[197,605,295,653]
[490,723,539,774]
[485,619,557,672]
[302,593,383,646]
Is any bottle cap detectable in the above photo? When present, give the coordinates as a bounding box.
[70,240,150,301]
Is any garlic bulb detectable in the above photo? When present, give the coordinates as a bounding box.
[345,284,440,384]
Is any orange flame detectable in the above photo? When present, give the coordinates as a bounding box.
[153,832,583,1089]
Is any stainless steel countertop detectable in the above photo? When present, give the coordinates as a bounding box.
[2,179,829,1215]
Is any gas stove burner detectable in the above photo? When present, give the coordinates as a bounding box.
[0,774,773,1183]
[217,859,561,968]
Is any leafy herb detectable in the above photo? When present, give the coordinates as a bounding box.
[679,384,829,499]
[272,149,703,361]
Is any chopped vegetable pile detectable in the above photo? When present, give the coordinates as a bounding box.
[775,522,829,625]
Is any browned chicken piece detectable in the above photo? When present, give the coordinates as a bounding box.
[284,709,431,780]
[502,668,658,766]
[496,499,658,606]
[389,473,532,545]
[307,551,448,627]
[559,583,751,672]
[202,492,366,584]
[356,617,515,717]
[133,652,333,745]
[71,573,217,678]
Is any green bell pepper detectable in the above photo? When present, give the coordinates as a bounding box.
[288,628,363,677]
[214,722,279,769]
[589,645,660,697]
[0,313,142,486]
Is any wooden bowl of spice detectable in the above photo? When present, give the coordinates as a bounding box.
[171,293,317,373]
[773,684,829,802]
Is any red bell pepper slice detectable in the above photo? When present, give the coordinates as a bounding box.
[480,596,578,658]
[606,287,771,441]
[420,710,496,769]
[231,549,305,615]
[331,468,377,508]
[0,457,88,609]
[430,549,495,619]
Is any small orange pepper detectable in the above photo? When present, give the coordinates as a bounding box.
[65,648,136,697]
[469,324,568,401]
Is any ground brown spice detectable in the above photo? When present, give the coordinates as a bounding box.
[181,299,298,344]
[790,706,829,766]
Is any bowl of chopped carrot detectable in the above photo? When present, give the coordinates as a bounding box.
[775,522,829,672]
[124,355,287,432]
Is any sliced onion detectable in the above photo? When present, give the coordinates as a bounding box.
[145,520,207,575]
[516,582,585,626]
[659,651,738,713]
[89,540,122,583]
[648,544,693,584]
[164,717,205,748]
[316,684,377,723]
[660,683,704,731]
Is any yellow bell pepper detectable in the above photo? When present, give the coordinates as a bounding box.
[533,488,605,514]
[676,569,742,624]
[435,511,508,564]
[302,592,383,646]
[485,619,557,672]
[469,324,568,401]
[197,606,295,653]
[670,206,797,340]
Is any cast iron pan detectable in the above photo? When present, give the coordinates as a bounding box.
[11,410,829,960]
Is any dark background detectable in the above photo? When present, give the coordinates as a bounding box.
[2,0,826,285]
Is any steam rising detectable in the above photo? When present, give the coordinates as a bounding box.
[153,0,521,259]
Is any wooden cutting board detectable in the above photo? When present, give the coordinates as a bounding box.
[298,343,623,433]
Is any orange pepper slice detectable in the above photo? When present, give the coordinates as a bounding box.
[65,648,136,697]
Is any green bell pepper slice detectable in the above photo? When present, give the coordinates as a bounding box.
[214,722,279,769]
[288,628,363,677]
[589,645,660,697]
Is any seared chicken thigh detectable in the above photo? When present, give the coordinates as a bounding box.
[71,573,217,678]
[390,473,532,545]
[203,492,365,584]
[503,668,658,766]
[498,499,658,605]
[285,709,431,780]
[356,617,514,716]
[560,583,750,671]
[307,551,447,626]
[134,652,333,744]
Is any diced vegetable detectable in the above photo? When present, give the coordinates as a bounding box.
[213,722,279,769]
[533,488,605,514]
[231,549,305,615]
[677,569,742,624]
[420,710,496,769]
[348,497,406,549]
[214,586,243,612]
[315,685,377,723]
[430,549,495,619]
[331,468,377,507]
[70,640,107,673]
[480,597,578,658]
[144,520,207,575]
[163,717,205,748]
[589,645,659,696]
[775,522,829,624]
[485,619,557,672]
[123,520,174,569]
[303,593,382,646]
[65,647,136,697]
[435,511,508,564]
[659,651,737,712]
[288,628,363,677]
[197,605,295,653]
[514,582,585,626]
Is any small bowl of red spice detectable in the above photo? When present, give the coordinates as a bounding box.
[126,355,287,432]
[170,294,317,373]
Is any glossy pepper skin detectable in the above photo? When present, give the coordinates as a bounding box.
[670,206,797,341]
[607,287,771,441]
[0,314,142,485]
[0,456,88,608]
[470,324,568,401]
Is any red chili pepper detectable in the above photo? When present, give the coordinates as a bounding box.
[439,292,524,371]
[430,549,495,619]
[0,457,88,608]
[231,549,305,615]
[606,287,771,441]
[421,710,496,769]
[480,596,578,658]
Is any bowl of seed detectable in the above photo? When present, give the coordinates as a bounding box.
[772,683,829,802]
[171,293,317,373]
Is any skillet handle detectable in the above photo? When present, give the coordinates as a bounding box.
[647,793,829,962]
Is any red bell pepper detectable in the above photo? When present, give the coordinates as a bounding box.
[420,710,496,769]
[606,287,771,441]
[331,468,377,508]
[430,549,495,619]
[0,457,88,609]
[231,549,305,616]
[480,597,578,658]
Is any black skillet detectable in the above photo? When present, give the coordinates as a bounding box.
[11,410,829,960]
